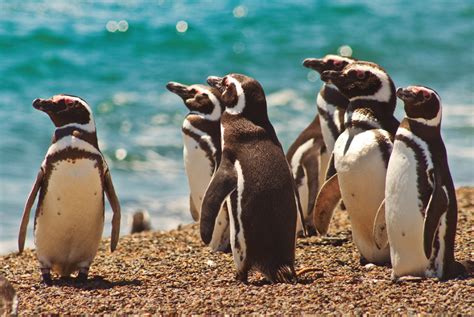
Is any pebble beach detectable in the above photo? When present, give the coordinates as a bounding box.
[1,187,472,314]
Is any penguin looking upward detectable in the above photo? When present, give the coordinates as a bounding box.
[166,82,230,252]
[286,115,326,236]
[303,55,355,155]
[204,73,300,283]
[381,85,467,280]
[313,61,399,265]
[286,55,355,235]
[18,94,121,285]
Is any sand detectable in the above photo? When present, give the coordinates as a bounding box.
[0,187,472,314]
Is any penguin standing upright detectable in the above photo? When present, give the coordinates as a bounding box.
[380,85,466,280]
[166,82,230,252]
[286,115,327,235]
[203,74,299,283]
[18,95,121,285]
[302,55,355,154]
[286,55,355,234]
[313,62,399,265]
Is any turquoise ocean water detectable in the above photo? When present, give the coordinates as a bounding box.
[1,1,472,254]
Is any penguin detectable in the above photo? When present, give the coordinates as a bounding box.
[302,55,355,155]
[0,275,17,316]
[379,85,466,280]
[313,61,399,265]
[286,116,328,236]
[130,210,152,234]
[18,95,121,285]
[286,55,356,234]
[203,73,299,283]
[166,82,230,252]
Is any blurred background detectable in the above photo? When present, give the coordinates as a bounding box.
[1,0,472,254]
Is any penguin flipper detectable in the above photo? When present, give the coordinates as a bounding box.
[104,170,121,252]
[18,169,44,253]
[289,161,307,237]
[324,152,337,181]
[312,173,340,235]
[189,195,199,222]
[423,168,448,259]
[303,149,321,226]
[373,199,389,250]
[200,158,237,245]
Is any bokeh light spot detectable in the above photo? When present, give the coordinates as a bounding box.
[106,20,118,32]
[338,45,353,57]
[233,5,248,18]
[176,20,188,33]
[118,20,129,32]
[115,148,128,161]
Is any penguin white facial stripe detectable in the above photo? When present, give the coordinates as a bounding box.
[59,121,96,133]
[290,139,314,177]
[188,86,222,121]
[317,92,336,113]
[182,119,217,155]
[226,77,246,115]
[324,54,353,64]
[53,95,93,114]
[345,65,392,103]
[409,108,442,127]
[234,160,247,262]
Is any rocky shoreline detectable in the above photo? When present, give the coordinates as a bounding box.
[1,187,472,314]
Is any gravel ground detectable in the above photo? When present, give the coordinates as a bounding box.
[1,187,473,314]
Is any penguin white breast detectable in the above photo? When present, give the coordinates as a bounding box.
[35,158,104,271]
[385,131,436,277]
[333,129,391,262]
[182,133,215,215]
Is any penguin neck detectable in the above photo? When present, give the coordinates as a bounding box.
[401,117,441,141]
[320,84,349,111]
[53,125,99,149]
[183,115,221,138]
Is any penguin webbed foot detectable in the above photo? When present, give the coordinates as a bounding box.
[76,268,89,284]
[41,270,53,286]
[359,256,369,266]
[235,270,249,284]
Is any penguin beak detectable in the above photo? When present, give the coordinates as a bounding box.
[166,82,195,100]
[303,58,325,72]
[32,98,59,113]
[207,76,224,92]
[320,70,344,85]
[396,87,417,102]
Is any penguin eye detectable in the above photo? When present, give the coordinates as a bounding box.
[422,91,432,100]
[333,60,342,67]
[356,70,365,79]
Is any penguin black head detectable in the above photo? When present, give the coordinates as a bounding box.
[166,82,223,121]
[321,61,396,111]
[207,73,268,122]
[303,54,355,74]
[33,94,95,131]
[397,86,442,126]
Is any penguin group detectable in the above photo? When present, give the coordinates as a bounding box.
[18,53,469,286]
